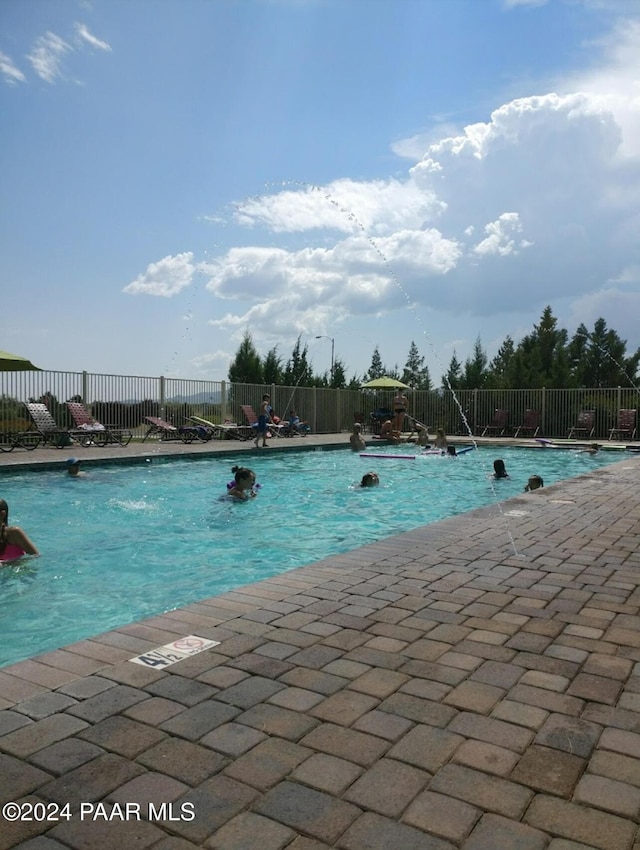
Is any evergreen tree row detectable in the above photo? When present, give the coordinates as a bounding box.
[227,307,640,390]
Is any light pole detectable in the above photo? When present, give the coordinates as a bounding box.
[315,335,335,381]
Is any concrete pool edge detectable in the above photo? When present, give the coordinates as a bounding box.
[0,453,637,690]
[0,446,639,848]
[0,435,630,672]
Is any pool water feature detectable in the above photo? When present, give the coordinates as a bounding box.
[0,445,621,667]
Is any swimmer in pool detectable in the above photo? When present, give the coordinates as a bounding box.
[66,458,87,477]
[227,465,258,500]
[360,472,380,487]
[349,422,366,452]
[434,428,448,450]
[525,475,544,491]
[379,420,403,444]
[492,459,509,479]
[0,499,39,562]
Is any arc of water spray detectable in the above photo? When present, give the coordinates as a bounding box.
[572,329,640,396]
[300,182,522,558]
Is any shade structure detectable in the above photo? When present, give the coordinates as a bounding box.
[360,376,411,390]
[0,350,42,371]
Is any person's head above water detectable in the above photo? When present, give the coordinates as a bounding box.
[360,472,380,487]
[493,459,508,478]
[525,475,544,491]
[231,465,256,487]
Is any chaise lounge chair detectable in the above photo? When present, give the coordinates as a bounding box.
[24,402,77,448]
[66,402,133,447]
[609,408,637,442]
[142,416,211,444]
[189,415,253,441]
[0,425,42,453]
[481,409,510,437]
[513,409,541,438]
[240,404,286,438]
[567,410,596,440]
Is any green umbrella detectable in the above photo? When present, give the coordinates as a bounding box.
[0,350,41,371]
[360,376,411,390]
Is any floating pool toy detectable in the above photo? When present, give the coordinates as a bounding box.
[360,446,476,460]
[359,453,416,460]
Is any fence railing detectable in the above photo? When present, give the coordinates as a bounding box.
[0,370,638,440]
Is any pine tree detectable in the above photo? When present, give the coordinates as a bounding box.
[487,336,515,388]
[263,347,283,385]
[577,318,640,387]
[402,341,431,390]
[330,358,347,389]
[365,346,385,382]
[567,323,590,387]
[228,331,263,384]
[283,336,312,386]
[442,351,462,391]
[511,306,566,388]
[462,337,488,389]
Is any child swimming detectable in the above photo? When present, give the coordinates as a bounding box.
[360,472,380,487]
[226,466,258,500]
[0,498,39,563]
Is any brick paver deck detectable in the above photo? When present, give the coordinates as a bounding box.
[1,438,639,849]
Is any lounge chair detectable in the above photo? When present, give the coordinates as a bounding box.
[189,415,253,441]
[143,416,210,444]
[567,410,595,440]
[24,402,77,448]
[369,407,394,435]
[0,430,42,452]
[240,404,286,438]
[481,409,510,437]
[513,410,541,438]
[609,409,637,442]
[66,402,133,447]
[280,414,311,437]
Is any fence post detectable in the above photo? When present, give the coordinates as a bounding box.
[160,375,166,420]
[541,387,546,436]
[473,389,477,437]
[82,371,88,404]
[313,386,317,433]
[221,381,227,421]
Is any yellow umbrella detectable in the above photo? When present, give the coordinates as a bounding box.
[0,349,41,371]
[360,376,410,390]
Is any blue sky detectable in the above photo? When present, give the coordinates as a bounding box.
[2,0,639,385]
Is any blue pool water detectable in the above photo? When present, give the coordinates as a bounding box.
[0,445,621,667]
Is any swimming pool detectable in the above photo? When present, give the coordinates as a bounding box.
[0,445,621,667]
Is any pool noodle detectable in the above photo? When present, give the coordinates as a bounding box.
[360,446,476,460]
[359,452,416,459]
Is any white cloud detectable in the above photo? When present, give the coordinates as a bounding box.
[27,32,72,83]
[131,17,640,361]
[232,177,445,236]
[123,253,195,297]
[74,23,112,52]
[562,19,640,159]
[473,212,527,257]
[0,50,26,85]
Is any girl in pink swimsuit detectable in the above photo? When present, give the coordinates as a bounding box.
[0,499,39,563]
